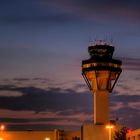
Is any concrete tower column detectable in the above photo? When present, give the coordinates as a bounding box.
[82,41,122,140]
[82,43,122,125]
[93,90,109,124]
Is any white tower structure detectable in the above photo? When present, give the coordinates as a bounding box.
[82,42,122,140]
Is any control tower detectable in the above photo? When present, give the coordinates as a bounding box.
[82,41,122,125]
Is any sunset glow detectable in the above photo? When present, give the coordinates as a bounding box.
[0,0,140,130]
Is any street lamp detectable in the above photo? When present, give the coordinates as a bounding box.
[0,125,5,140]
[45,138,50,140]
[106,125,114,140]
[0,125,5,131]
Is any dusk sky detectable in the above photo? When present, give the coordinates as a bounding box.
[0,0,140,131]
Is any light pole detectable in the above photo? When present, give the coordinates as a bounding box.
[0,125,5,131]
[0,125,5,140]
[106,125,114,140]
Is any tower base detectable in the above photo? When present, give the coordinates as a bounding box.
[82,123,121,140]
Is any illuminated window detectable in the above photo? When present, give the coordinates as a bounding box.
[45,138,50,140]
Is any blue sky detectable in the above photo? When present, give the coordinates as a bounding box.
[0,0,140,130]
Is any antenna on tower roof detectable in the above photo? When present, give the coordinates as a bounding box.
[88,36,114,46]
[110,37,113,46]
[88,36,94,46]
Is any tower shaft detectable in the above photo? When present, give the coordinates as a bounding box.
[94,90,109,124]
[88,71,111,124]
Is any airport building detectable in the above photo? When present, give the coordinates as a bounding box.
[126,129,140,140]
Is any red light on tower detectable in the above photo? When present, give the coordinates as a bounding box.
[127,129,132,134]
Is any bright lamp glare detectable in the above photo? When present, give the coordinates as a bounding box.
[45,138,50,140]
[106,125,114,129]
[0,125,5,131]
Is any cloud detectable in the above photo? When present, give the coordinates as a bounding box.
[0,79,92,130]
[0,91,23,97]
[110,93,140,129]
[0,84,92,112]
[111,107,140,129]
[0,113,91,125]
[0,14,77,25]
[1,0,140,25]
[0,109,92,130]
[110,102,124,111]
[0,109,92,124]
[128,102,140,110]
[6,123,80,131]
[0,0,78,25]
[0,76,140,130]
[122,57,140,71]
[45,0,140,23]
[13,78,30,81]
[0,117,80,124]
[0,78,53,91]
[110,94,140,107]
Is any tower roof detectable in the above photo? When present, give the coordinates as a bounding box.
[88,44,114,59]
